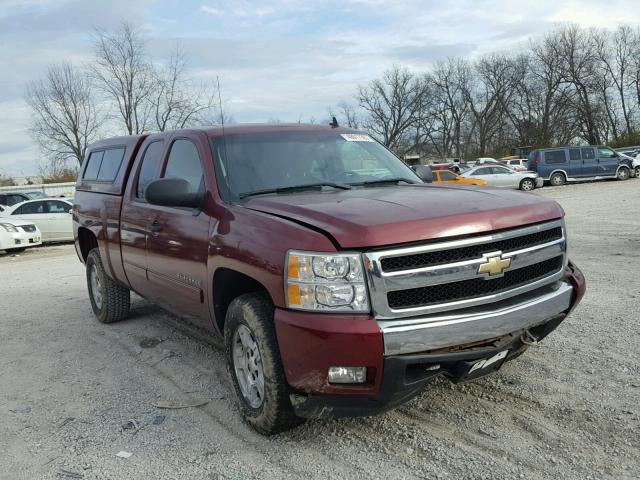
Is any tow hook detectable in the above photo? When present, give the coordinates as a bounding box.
[520,330,540,347]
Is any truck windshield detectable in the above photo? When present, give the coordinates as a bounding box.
[209,130,421,200]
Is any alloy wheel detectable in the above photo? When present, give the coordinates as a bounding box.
[232,324,265,409]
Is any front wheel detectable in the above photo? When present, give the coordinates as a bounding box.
[617,167,630,181]
[224,292,303,435]
[86,248,130,323]
[519,178,535,191]
[6,247,26,253]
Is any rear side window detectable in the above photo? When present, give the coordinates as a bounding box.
[97,148,125,181]
[83,151,103,180]
[136,141,165,199]
[545,150,567,164]
[163,139,204,194]
[569,148,581,161]
[581,148,595,160]
[46,200,71,213]
[13,201,45,215]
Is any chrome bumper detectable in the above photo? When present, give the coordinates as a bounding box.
[379,281,573,355]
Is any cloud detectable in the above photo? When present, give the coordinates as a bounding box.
[2,0,640,174]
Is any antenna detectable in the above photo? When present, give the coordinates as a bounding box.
[216,76,225,132]
[216,76,230,185]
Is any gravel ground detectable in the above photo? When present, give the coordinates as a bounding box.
[1,180,639,480]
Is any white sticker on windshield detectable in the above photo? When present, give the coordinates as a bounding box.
[340,133,374,142]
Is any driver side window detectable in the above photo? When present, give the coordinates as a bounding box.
[598,147,616,158]
[163,139,205,194]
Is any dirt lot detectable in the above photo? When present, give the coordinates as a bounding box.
[1,180,639,480]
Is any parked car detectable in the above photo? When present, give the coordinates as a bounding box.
[474,157,506,166]
[0,192,31,206]
[461,165,542,191]
[504,158,529,171]
[433,169,488,186]
[528,146,634,186]
[73,124,585,434]
[614,150,640,178]
[1,199,73,242]
[23,191,49,199]
[0,218,42,253]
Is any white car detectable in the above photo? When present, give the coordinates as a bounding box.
[504,158,529,171]
[0,199,73,242]
[0,219,42,252]
[461,165,543,191]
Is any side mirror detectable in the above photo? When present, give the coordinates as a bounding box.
[414,165,434,183]
[145,178,204,209]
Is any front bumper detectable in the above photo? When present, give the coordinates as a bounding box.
[0,230,41,250]
[275,262,586,418]
[535,177,544,187]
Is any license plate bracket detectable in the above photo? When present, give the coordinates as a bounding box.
[455,350,509,383]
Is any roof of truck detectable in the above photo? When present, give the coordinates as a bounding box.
[194,123,362,137]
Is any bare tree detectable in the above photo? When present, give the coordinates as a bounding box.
[596,26,637,138]
[26,62,100,165]
[358,66,427,152]
[91,22,156,135]
[463,54,518,156]
[152,47,219,131]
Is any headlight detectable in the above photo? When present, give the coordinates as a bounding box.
[286,251,369,312]
[0,223,18,232]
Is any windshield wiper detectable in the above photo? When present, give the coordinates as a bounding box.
[356,178,418,186]
[239,182,351,199]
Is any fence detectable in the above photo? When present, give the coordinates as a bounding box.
[0,182,76,198]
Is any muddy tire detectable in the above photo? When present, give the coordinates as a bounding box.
[86,248,130,323]
[224,292,303,435]
[617,167,630,181]
[519,178,535,191]
[549,172,566,186]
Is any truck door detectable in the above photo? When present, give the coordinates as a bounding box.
[121,139,166,296]
[144,135,212,327]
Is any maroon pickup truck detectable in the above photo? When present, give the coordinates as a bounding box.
[73,124,586,434]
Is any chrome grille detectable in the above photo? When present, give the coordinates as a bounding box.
[381,227,563,272]
[387,256,563,309]
[363,220,566,320]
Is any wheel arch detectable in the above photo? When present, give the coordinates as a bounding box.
[77,227,99,262]
[548,169,568,180]
[212,267,273,334]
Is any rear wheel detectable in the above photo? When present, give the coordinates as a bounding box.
[549,172,566,186]
[617,167,630,180]
[86,248,130,323]
[224,292,303,435]
[519,178,535,191]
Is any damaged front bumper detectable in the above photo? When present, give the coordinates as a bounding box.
[278,262,586,419]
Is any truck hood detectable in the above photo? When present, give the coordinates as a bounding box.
[242,185,564,249]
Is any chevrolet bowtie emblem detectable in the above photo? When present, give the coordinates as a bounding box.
[478,254,511,277]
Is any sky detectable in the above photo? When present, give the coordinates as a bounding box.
[1,0,640,176]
